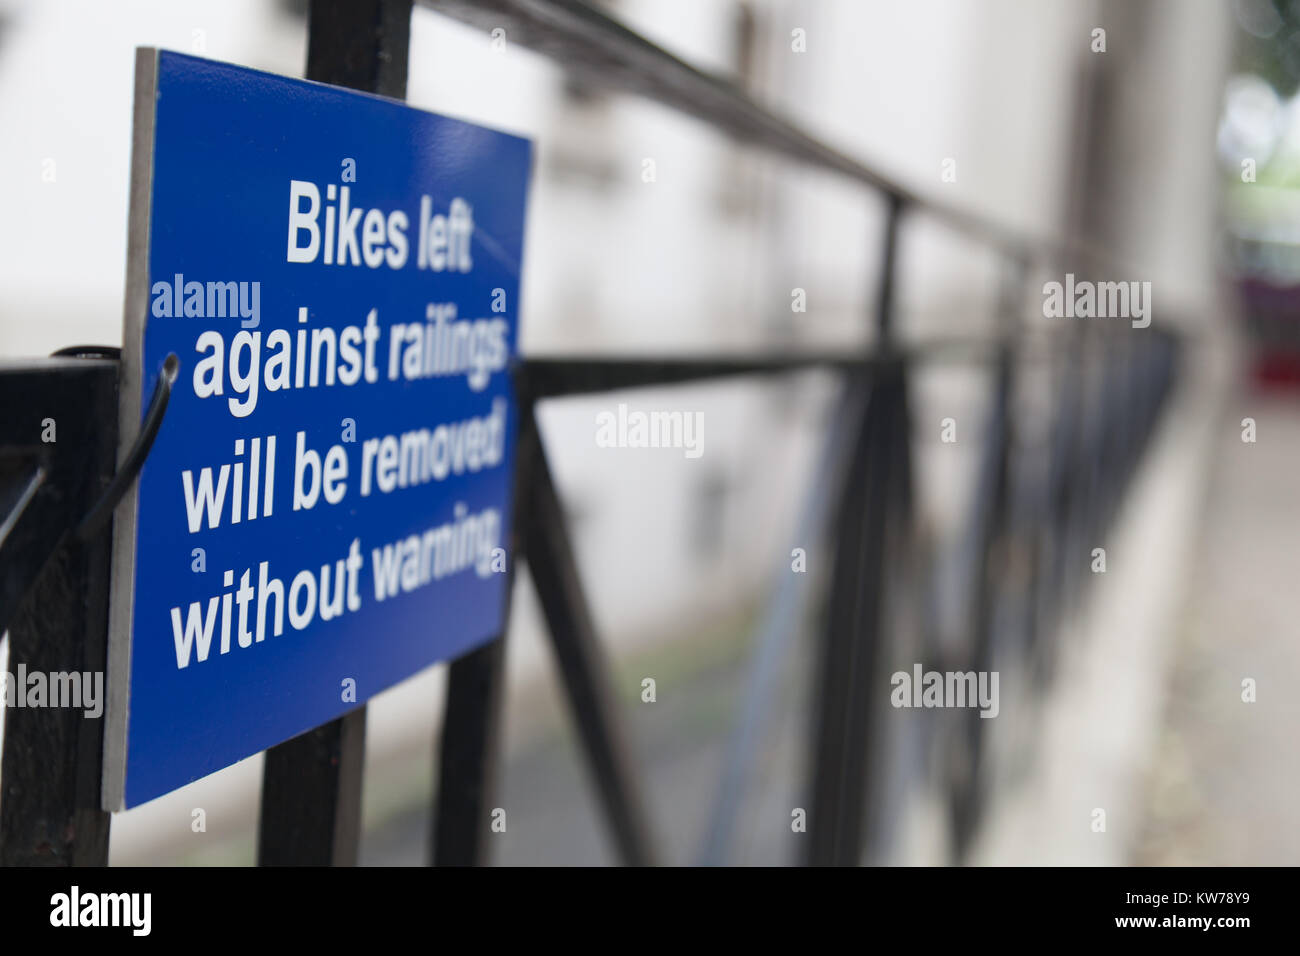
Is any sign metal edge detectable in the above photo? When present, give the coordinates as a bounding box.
[103,46,158,812]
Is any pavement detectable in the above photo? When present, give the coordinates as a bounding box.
[1132,384,1300,866]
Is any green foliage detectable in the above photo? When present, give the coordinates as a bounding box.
[1236,0,1300,98]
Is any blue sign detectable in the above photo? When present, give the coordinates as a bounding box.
[104,50,532,809]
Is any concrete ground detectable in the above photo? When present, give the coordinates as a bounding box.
[975,340,1300,867]
[1133,385,1300,866]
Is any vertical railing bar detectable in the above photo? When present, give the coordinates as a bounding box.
[429,394,534,866]
[806,196,906,865]
[949,256,1027,860]
[875,194,905,343]
[1036,284,1084,673]
[809,367,914,865]
[429,622,509,866]
[1066,321,1104,614]
[256,0,412,868]
[258,708,367,866]
[0,363,116,866]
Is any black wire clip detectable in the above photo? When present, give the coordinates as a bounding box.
[58,350,181,544]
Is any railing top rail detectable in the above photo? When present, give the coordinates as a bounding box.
[420,0,1121,273]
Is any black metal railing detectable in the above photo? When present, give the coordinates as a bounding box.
[0,0,1181,867]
